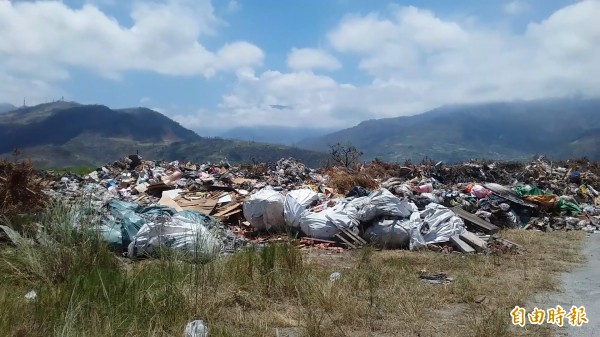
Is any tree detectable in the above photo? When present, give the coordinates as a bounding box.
[329,142,363,169]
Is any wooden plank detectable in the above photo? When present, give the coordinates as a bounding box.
[451,206,499,234]
[450,235,475,253]
[213,202,242,217]
[325,215,367,245]
[300,238,337,244]
[218,208,242,218]
[334,234,356,249]
[341,227,366,246]
[459,231,487,252]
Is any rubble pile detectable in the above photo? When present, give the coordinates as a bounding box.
[4,155,599,257]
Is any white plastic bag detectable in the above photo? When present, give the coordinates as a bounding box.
[356,188,416,222]
[284,189,319,228]
[299,201,359,240]
[243,188,285,231]
[409,203,465,250]
[363,218,412,248]
[127,213,222,259]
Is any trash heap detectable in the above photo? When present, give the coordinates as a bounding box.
[26,155,600,257]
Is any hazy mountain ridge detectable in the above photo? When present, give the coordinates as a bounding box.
[219,126,336,146]
[298,99,600,162]
[0,102,327,167]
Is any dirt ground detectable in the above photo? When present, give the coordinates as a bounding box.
[532,233,600,337]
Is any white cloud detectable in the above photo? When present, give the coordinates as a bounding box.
[0,0,263,105]
[287,48,342,71]
[210,1,600,129]
[503,1,529,15]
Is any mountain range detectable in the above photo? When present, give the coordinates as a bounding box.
[298,98,600,162]
[0,102,327,167]
[218,126,335,146]
[1,98,598,168]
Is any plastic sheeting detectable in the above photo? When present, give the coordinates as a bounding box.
[299,201,360,240]
[363,218,412,248]
[127,211,222,259]
[104,200,175,250]
[242,188,285,231]
[283,189,319,228]
[354,188,416,222]
[409,203,465,250]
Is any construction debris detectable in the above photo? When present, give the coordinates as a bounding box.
[2,155,598,257]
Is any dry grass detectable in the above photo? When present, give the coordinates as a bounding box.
[0,201,585,337]
[0,159,46,220]
[323,168,378,194]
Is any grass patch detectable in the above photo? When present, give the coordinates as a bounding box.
[0,201,585,336]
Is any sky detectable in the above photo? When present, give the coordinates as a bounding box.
[1,0,599,135]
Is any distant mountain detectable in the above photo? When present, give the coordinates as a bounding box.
[219,126,336,146]
[0,103,16,114]
[0,102,327,167]
[298,98,600,162]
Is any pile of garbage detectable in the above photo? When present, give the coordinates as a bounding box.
[4,155,598,257]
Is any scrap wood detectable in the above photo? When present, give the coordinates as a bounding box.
[459,231,487,252]
[334,233,356,249]
[299,237,337,244]
[325,215,367,246]
[450,235,475,253]
[451,206,499,234]
[213,202,242,217]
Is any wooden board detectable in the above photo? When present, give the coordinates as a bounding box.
[451,206,499,234]
[459,231,487,252]
[334,234,356,249]
[213,202,242,217]
[450,235,475,253]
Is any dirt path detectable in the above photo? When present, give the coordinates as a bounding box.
[536,233,600,336]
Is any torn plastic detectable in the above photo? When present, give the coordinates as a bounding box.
[283,188,319,228]
[105,200,174,250]
[242,188,285,231]
[184,320,209,337]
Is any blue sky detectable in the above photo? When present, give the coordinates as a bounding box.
[1,0,598,134]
